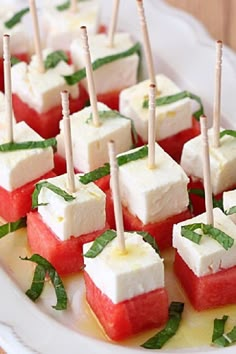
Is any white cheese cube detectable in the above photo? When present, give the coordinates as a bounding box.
[41,0,100,51]
[11,48,79,113]
[118,143,189,224]
[38,173,106,241]
[83,231,164,303]
[0,121,54,191]
[173,208,236,277]
[56,102,132,172]
[70,32,139,94]
[0,92,16,130]
[181,128,236,195]
[119,74,192,141]
[223,189,236,224]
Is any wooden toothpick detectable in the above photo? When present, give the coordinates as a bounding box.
[3,34,13,143]
[80,26,100,127]
[70,0,78,13]
[212,40,223,148]
[108,140,126,253]
[148,84,156,169]
[29,0,45,73]
[61,90,76,194]
[107,0,120,47]
[136,0,156,87]
[200,115,214,226]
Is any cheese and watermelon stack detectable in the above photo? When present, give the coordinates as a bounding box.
[119,0,200,162]
[83,139,169,340]
[0,34,55,222]
[69,0,140,110]
[173,115,236,311]
[27,90,109,275]
[11,0,87,139]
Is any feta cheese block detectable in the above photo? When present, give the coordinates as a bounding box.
[119,74,192,142]
[181,127,236,195]
[173,208,236,277]
[41,0,100,51]
[11,48,79,113]
[0,121,54,191]
[223,189,236,224]
[56,102,132,172]
[83,231,165,304]
[70,32,139,95]
[118,143,189,225]
[38,173,106,241]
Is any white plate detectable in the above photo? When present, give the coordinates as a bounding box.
[1,1,236,353]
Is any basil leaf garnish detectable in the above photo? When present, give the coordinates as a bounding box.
[64,42,141,85]
[188,188,224,210]
[32,181,76,209]
[20,254,67,310]
[226,206,236,215]
[220,130,236,139]
[84,230,117,258]
[0,138,57,152]
[181,223,203,244]
[11,56,21,67]
[213,326,236,347]
[56,0,87,11]
[212,315,228,342]
[142,90,204,121]
[135,231,160,255]
[44,50,69,70]
[4,7,29,29]
[79,145,148,184]
[0,217,26,239]
[141,302,184,349]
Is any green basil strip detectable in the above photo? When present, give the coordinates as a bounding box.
[135,231,160,255]
[213,326,236,347]
[0,217,26,239]
[84,230,117,258]
[20,254,67,310]
[142,90,204,121]
[44,50,69,70]
[181,223,203,244]
[212,315,229,342]
[64,42,141,85]
[86,110,138,147]
[56,0,87,11]
[202,224,234,250]
[226,206,236,215]
[220,129,236,139]
[188,188,223,210]
[141,302,184,349]
[32,181,76,209]
[0,138,57,152]
[11,56,21,67]
[79,145,148,184]
[4,7,30,29]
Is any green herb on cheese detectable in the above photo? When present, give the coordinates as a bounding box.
[0,138,57,152]
[56,0,87,11]
[4,7,29,29]
[44,50,69,70]
[84,230,117,258]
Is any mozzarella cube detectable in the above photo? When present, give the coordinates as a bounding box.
[11,48,79,113]
[56,102,132,172]
[70,32,139,95]
[0,92,16,129]
[38,173,106,241]
[83,231,164,303]
[173,208,236,277]
[0,121,54,191]
[119,74,192,141]
[118,143,189,224]
[181,128,236,195]
[223,189,236,224]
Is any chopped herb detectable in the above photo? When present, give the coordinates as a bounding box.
[4,7,29,29]
[220,130,236,139]
[32,181,76,209]
[0,217,26,239]
[56,0,87,11]
[44,50,69,70]
[188,188,223,210]
[142,90,204,121]
[20,254,67,310]
[84,230,117,258]
[226,206,236,215]
[213,325,236,347]
[212,315,228,342]
[135,231,160,255]
[11,56,21,67]
[0,138,57,152]
[79,145,148,184]
[64,42,141,85]
[141,302,184,349]
[181,223,203,244]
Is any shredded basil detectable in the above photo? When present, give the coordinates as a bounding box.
[44,50,69,70]
[79,145,148,184]
[226,206,236,215]
[142,90,204,121]
[11,56,21,67]
[84,230,117,258]
[220,130,236,139]
[212,316,236,347]
[4,7,29,29]
[20,254,67,310]
[56,0,87,11]
[0,217,26,239]
[188,188,224,210]
[135,231,160,255]
[32,181,76,209]
[0,138,57,152]
[181,222,234,250]
[212,315,229,342]
[141,302,184,349]
[64,42,141,85]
